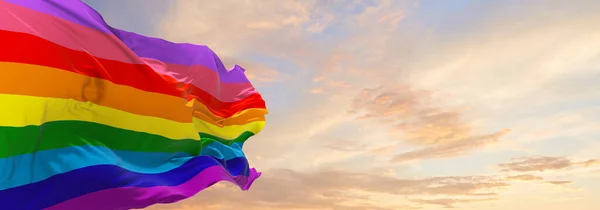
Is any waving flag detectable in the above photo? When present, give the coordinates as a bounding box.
[0,0,267,209]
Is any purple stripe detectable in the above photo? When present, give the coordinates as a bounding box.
[4,0,251,83]
[46,167,261,210]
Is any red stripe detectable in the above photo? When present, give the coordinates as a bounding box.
[0,30,266,118]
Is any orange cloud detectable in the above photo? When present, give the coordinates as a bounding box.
[577,159,600,167]
[504,174,544,181]
[309,88,325,94]
[350,85,480,145]
[544,181,573,185]
[349,84,509,162]
[409,198,497,209]
[368,145,396,155]
[392,129,509,162]
[498,156,599,172]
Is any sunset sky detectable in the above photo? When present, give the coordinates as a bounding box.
[84,0,600,209]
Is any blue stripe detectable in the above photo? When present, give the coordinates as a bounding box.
[0,142,246,190]
[0,156,249,210]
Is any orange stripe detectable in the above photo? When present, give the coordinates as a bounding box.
[0,62,265,126]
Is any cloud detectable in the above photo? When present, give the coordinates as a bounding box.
[578,159,600,167]
[378,10,405,31]
[348,84,510,162]
[502,175,577,191]
[409,198,496,209]
[309,88,325,94]
[544,181,573,185]
[312,78,354,94]
[349,85,471,145]
[322,139,367,152]
[158,0,319,55]
[368,145,396,155]
[498,157,599,172]
[392,129,510,162]
[328,0,600,141]
[504,175,544,182]
[149,168,509,210]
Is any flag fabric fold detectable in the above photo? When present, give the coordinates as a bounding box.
[0,0,268,209]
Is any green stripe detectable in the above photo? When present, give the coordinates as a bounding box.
[0,120,255,158]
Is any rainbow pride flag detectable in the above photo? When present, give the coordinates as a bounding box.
[0,0,267,209]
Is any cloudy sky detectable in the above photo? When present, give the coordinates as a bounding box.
[84,0,600,209]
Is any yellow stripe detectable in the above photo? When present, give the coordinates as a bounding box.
[0,94,264,140]
[193,118,265,139]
